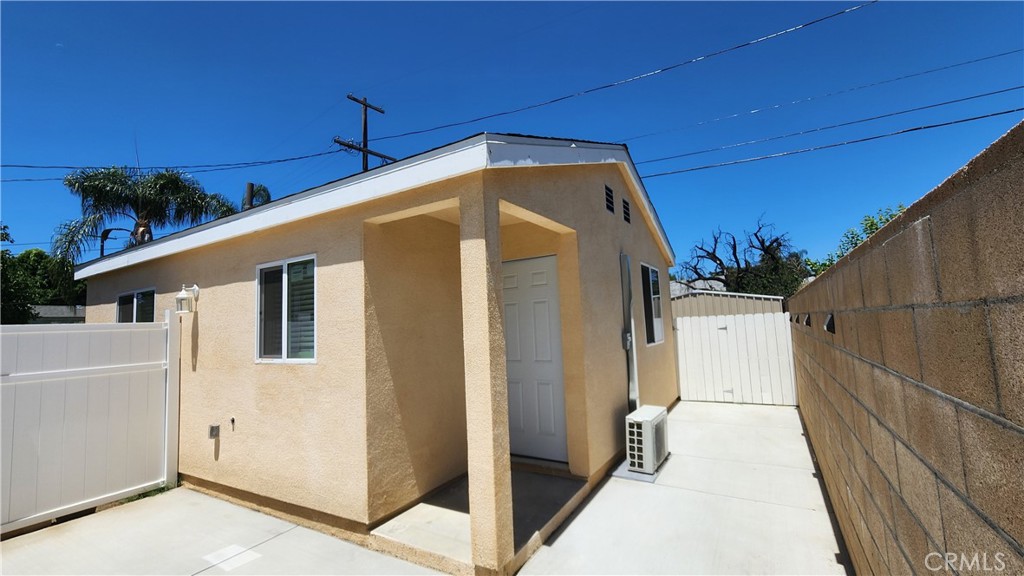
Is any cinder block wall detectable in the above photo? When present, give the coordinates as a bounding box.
[788,122,1023,575]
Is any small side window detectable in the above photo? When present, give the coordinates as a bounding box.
[258,256,316,362]
[641,264,664,345]
[623,199,631,223]
[117,289,155,323]
[605,186,614,213]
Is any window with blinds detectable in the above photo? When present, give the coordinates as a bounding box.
[258,256,315,361]
[117,289,155,323]
[287,260,315,359]
[117,294,134,323]
[641,263,663,345]
[259,267,283,357]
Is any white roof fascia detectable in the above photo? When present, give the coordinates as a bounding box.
[619,151,675,264]
[76,136,490,279]
[77,133,675,279]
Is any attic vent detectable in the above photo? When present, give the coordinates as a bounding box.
[623,199,631,223]
[824,313,836,334]
[804,314,812,327]
[605,186,614,213]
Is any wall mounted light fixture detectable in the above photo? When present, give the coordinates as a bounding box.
[175,284,200,314]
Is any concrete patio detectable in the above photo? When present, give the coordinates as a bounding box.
[1,401,847,575]
[0,488,436,575]
[520,401,849,575]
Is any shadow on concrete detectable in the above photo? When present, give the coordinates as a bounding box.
[391,468,585,553]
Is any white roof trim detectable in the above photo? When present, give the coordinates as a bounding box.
[77,133,674,279]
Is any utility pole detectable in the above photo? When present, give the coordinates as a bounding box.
[346,94,387,172]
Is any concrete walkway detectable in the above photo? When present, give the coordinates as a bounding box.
[520,401,848,575]
[0,488,435,575]
[2,402,845,575]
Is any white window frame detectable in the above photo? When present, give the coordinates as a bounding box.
[254,253,317,364]
[640,262,664,346]
[116,287,157,323]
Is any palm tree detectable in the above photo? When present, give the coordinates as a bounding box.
[52,166,236,264]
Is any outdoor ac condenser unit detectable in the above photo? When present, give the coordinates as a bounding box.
[626,405,669,474]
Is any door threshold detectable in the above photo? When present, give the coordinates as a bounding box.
[510,455,579,479]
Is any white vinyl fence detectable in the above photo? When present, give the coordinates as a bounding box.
[1,312,179,534]
[676,312,796,406]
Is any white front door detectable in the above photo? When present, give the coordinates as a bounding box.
[502,255,568,462]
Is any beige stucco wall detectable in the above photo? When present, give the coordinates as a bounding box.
[487,164,679,476]
[85,212,370,522]
[85,174,482,525]
[364,214,467,523]
[84,161,679,530]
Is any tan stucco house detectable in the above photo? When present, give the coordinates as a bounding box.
[76,133,680,574]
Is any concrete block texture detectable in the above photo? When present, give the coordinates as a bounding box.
[901,382,967,492]
[989,300,1024,428]
[879,309,921,382]
[894,442,943,544]
[937,482,1024,576]
[873,367,909,442]
[931,188,983,304]
[883,217,940,306]
[854,357,878,415]
[915,305,999,414]
[930,126,1023,303]
[870,415,899,486]
[788,124,1024,576]
[838,310,859,355]
[973,154,1024,300]
[957,407,1024,547]
[865,459,894,528]
[852,400,872,450]
[834,259,864,311]
[859,247,891,309]
[885,533,914,576]
[857,310,885,365]
[892,487,943,574]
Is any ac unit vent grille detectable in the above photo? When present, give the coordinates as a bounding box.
[625,405,669,474]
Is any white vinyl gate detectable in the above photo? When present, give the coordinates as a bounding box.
[676,312,796,406]
[1,312,179,534]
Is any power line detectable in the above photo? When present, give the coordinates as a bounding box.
[371,1,877,142]
[0,176,64,182]
[641,108,1024,179]
[3,238,125,248]
[1,149,344,173]
[636,85,1024,165]
[272,143,343,194]
[349,3,603,96]
[621,48,1024,142]
[4,45,1013,183]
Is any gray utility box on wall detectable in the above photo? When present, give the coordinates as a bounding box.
[626,405,669,474]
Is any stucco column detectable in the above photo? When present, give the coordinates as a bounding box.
[459,189,515,574]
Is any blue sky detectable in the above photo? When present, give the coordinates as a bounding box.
[2,1,1022,268]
